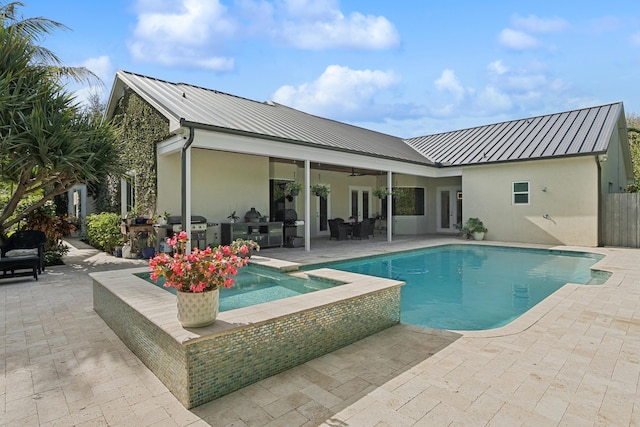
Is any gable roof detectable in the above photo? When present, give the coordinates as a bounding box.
[404,102,623,166]
[107,70,624,169]
[108,70,431,166]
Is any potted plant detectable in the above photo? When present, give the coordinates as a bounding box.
[156,211,170,225]
[230,238,260,258]
[138,231,156,259]
[150,231,251,327]
[310,184,330,198]
[285,181,303,196]
[227,210,240,223]
[462,217,488,240]
[373,187,393,199]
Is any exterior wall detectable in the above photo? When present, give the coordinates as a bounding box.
[462,157,599,246]
[424,176,462,234]
[157,149,269,227]
[600,124,632,193]
[156,152,181,217]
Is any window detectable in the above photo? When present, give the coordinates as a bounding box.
[382,187,425,216]
[512,181,530,205]
[121,172,136,217]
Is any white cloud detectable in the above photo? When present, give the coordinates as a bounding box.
[81,55,113,83]
[511,14,569,34]
[434,69,465,101]
[128,0,236,71]
[498,28,540,50]
[428,60,575,120]
[279,10,399,50]
[488,60,508,75]
[473,86,513,114]
[272,65,400,120]
[128,0,399,70]
[498,15,568,51]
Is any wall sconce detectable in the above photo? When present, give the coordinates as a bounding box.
[598,154,608,163]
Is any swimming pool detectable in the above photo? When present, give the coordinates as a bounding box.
[309,245,609,331]
[138,265,341,311]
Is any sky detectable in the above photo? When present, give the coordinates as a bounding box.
[19,0,640,137]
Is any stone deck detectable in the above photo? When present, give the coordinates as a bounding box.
[1,236,639,426]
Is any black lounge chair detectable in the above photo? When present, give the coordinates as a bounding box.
[0,230,46,280]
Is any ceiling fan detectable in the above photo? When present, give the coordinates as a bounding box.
[348,168,366,177]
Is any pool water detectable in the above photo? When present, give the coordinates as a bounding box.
[311,245,608,331]
[138,266,340,312]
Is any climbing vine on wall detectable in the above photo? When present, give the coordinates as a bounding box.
[111,89,170,216]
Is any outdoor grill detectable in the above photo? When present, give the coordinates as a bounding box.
[166,215,207,248]
[275,209,303,247]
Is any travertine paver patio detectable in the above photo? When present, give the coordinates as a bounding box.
[1,236,639,426]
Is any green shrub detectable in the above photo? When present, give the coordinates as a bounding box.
[21,201,76,265]
[85,213,123,252]
[44,241,70,265]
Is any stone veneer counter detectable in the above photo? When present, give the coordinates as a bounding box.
[91,260,403,408]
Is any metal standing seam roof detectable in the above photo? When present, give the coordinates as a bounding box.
[113,70,622,168]
[404,102,623,166]
[114,70,433,166]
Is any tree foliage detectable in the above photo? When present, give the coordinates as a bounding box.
[627,113,640,192]
[1,1,99,85]
[111,89,170,217]
[0,2,121,235]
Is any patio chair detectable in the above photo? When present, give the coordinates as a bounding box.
[328,218,351,241]
[352,218,375,240]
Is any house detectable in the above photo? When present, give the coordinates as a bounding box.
[104,70,633,249]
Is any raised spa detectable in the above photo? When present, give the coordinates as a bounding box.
[91,260,403,408]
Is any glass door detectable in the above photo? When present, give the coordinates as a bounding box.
[315,185,330,236]
[436,186,462,233]
[349,186,372,221]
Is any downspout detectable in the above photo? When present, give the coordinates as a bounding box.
[181,126,195,252]
[595,155,602,247]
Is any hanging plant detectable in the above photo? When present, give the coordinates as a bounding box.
[373,187,393,199]
[285,181,303,196]
[310,184,330,198]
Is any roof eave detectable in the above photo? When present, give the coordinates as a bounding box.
[179,119,436,168]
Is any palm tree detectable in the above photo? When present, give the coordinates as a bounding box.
[0,4,120,236]
[1,1,99,85]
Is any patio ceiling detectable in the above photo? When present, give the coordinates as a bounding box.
[269,157,385,177]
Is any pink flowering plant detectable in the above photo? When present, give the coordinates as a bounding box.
[149,231,251,293]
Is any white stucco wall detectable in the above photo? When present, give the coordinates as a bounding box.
[156,149,270,225]
[599,123,633,193]
[462,156,599,246]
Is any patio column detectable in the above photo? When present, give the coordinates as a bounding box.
[181,127,194,253]
[387,171,393,242]
[304,160,311,252]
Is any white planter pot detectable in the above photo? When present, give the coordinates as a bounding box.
[176,289,219,328]
[473,231,485,241]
